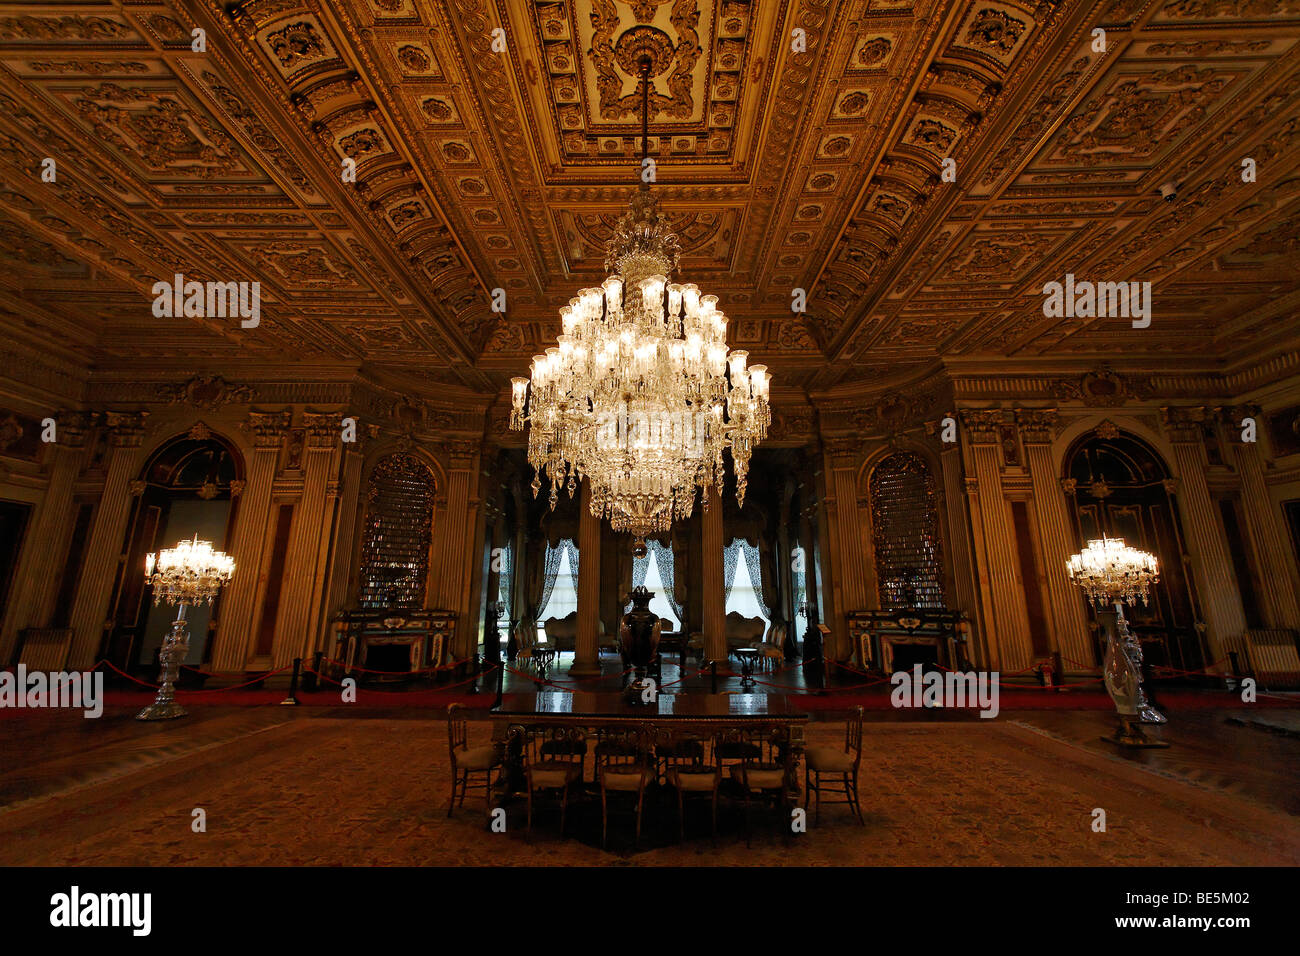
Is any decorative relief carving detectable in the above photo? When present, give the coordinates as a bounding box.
[266,21,330,69]
[963,8,1029,58]
[157,376,255,411]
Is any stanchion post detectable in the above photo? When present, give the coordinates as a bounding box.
[470,653,480,694]
[493,665,504,709]
[280,658,301,706]
[1051,650,1064,688]
[710,660,717,694]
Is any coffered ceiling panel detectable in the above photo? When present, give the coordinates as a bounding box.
[0,0,1295,399]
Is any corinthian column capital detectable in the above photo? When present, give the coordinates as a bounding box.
[102,411,149,447]
[1161,406,1208,444]
[244,409,292,449]
[959,408,1006,444]
[1015,408,1060,445]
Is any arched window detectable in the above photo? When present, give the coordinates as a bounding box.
[869,452,945,609]
[1064,430,1202,669]
[357,454,436,609]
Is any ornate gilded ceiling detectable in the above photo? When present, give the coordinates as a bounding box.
[0,0,1297,398]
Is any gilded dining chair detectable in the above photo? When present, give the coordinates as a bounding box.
[804,705,864,824]
[595,727,655,848]
[446,703,502,819]
[522,727,584,837]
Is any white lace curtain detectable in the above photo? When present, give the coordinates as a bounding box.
[628,540,684,622]
[536,538,578,621]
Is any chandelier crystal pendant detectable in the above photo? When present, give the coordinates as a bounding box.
[510,56,770,553]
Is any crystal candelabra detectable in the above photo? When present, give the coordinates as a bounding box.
[509,56,770,553]
[136,534,235,721]
[1066,537,1168,747]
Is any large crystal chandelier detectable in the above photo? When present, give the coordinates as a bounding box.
[145,533,235,607]
[1065,537,1159,607]
[510,57,770,551]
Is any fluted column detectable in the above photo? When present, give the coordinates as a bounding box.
[961,474,998,668]
[431,440,479,657]
[211,410,288,671]
[67,411,149,668]
[271,413,337,666]
[321,427,368,623]
[571,479,602,675]
[1226,406,1300,629]
[701,483,727,662]
[1162,406,1246,671]
[1018,410,1092,670]
[1,413,92,663]
[823,437,867,661]
[937,434,982,656]
[961,409,1032,672]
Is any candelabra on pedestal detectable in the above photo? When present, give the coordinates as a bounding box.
[1066,537,1168,748]
[136,534,235,721]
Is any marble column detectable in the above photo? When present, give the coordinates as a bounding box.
[701,483,727,663]
[321,428,368,627]
[271,413,337,667]
[67,411,150,669]
[823,437,867,662]
[961,409,1032,673]
[1018,410,1093,670]
[211,410,288,671]
[571,479,602,675]
[937,434,981,648]
[961,475,998,669]
[0,413,91,663]
[1227,407,1300,629]
[1162,407,1246,671]
[431,440,479,657]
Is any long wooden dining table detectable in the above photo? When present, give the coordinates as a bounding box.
[490,691,809,796]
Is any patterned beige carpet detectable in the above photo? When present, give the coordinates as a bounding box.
[1,716,1295,866]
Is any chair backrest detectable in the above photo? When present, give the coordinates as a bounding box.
[514,622,534,651]
[523,726,586,765]
[596,726,652,771]
[656,728,707,770]
[713,723,789,769]
[447,703,467,757]
[845,705,864,769]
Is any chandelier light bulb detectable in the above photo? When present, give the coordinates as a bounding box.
[144,534,235,607]
[1066,537,1160,607]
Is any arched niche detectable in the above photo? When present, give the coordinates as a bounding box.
[107,429,244,672]
[1062,427,1203,670]
[355,452,438,609]
[866,450,947,610]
